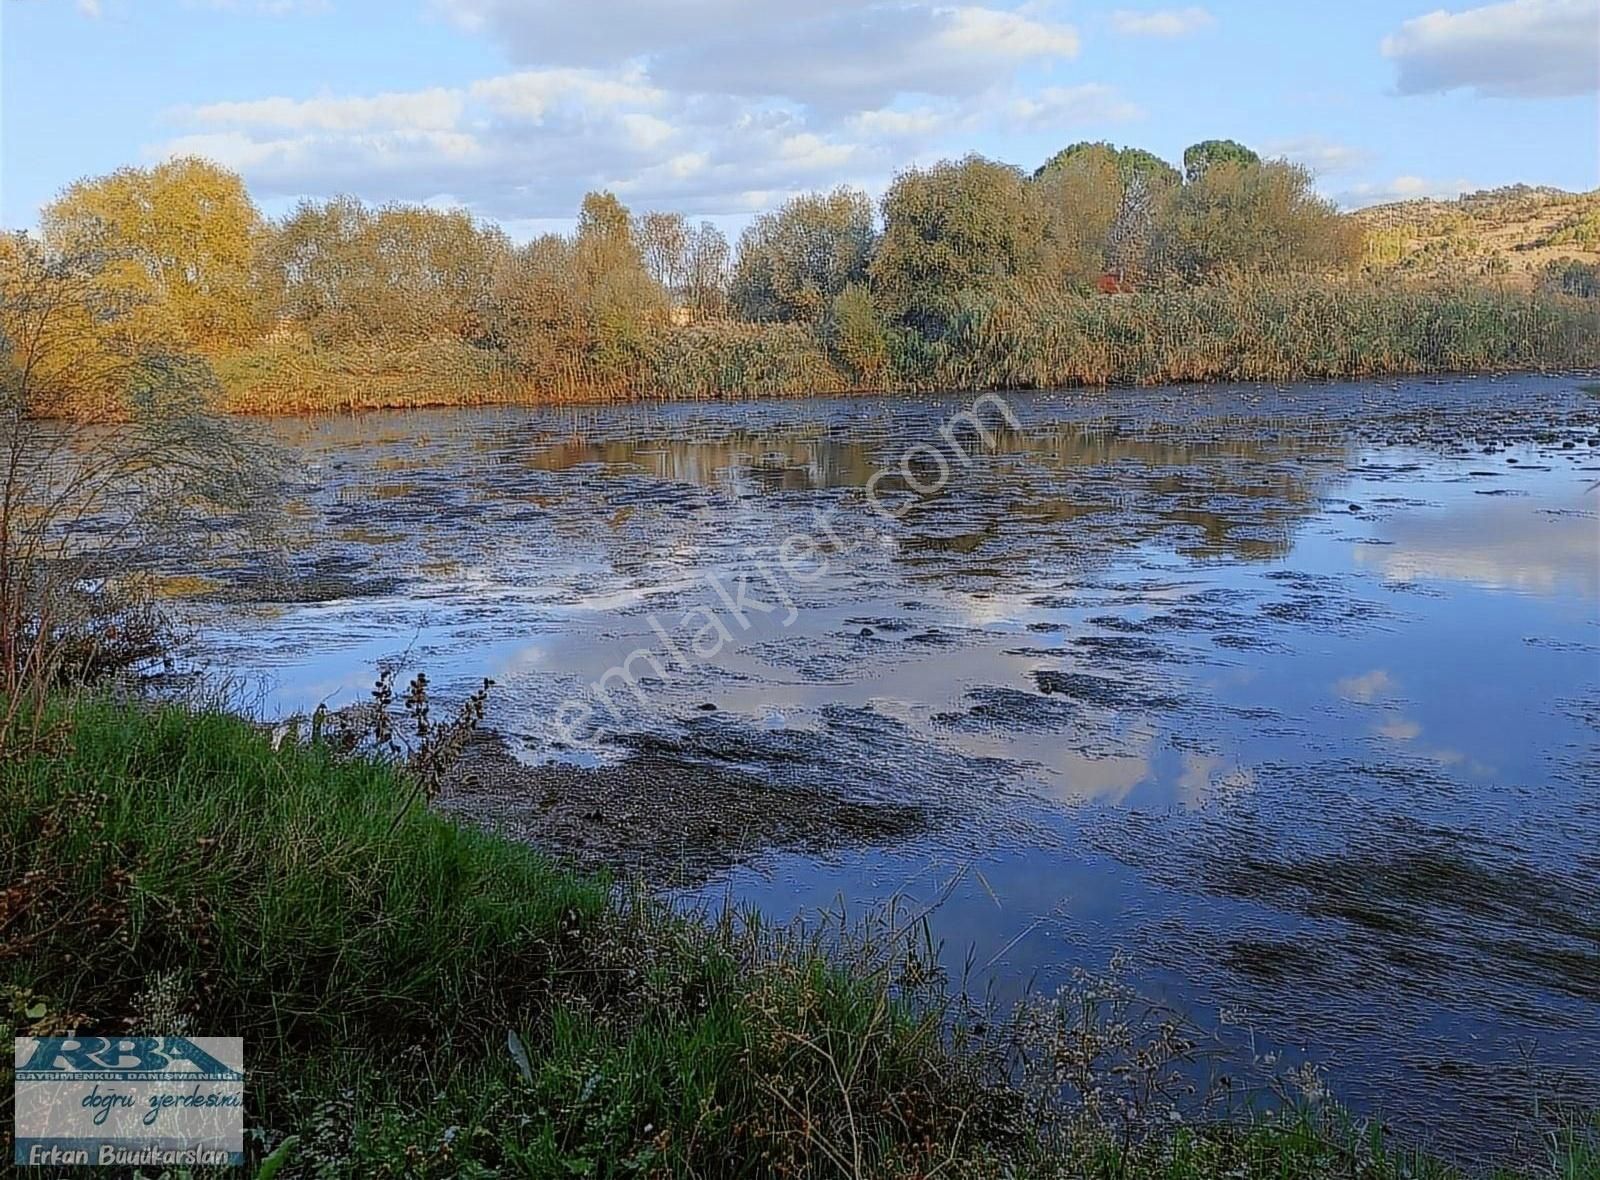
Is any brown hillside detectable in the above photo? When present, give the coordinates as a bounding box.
[1356,184,1600,285]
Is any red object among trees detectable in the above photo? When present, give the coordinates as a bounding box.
[1097,273,1134,295]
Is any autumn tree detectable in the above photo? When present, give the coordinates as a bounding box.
[1034,143,1181,286]
[258,196,369,345]
[0,232,272,695]
[638,212,730,318]
[730,188,875,324]
[1163,159,1361,279]
[1035,142,1178,190]
[261,198,508,346]
[825,282,892,386]
[573,192,667,384]
[638,212,690,297]
[870,156,1053,337]
[484,234,587,386]
[40,157,267,350]
[0,233,141,419]
[680,222,731,319]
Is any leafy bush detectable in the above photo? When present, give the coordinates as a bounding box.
[647,320,850,399]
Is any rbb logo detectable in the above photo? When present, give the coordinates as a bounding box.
[20,1037,234,1075]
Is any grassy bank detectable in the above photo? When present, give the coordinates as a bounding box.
[2,696,1596,1177]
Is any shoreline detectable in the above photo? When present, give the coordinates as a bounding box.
[6,694,1595,1176]
[204,362,1600,422]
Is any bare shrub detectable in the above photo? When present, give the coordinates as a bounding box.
[0,233,279,734]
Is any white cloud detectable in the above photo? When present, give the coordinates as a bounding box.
[938,5,1080,57]
[436,0,1078,113]
[151,73,883,218]
[1376,717,1423,741]
[1381,0,1600,98]
[160,128,488,183]
[469,69,664,120]
[146,3,1136,221]
[189,89,465,132]
[1337,174,1475,207]
[1263,136,1372,175]
[619,113,677,151]
[1110,6,1215,36]
[1010,84,1144,128]
[846,107,958,140]
[436,0,873,67]
[654,8,1079,114]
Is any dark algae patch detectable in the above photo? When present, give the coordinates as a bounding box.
[438,731,926,884]
[1196,839,1600,1003]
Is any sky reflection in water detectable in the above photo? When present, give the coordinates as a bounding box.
[178,376,1599,1157]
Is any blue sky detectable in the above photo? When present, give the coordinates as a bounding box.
[3,0,1596,238]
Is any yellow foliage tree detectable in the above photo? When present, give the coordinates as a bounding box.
[261,197,509,347]
[40,157,267,351]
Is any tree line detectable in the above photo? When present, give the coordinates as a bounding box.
[3,140,1595,415]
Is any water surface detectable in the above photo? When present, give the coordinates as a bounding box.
[172,375,1600,1158]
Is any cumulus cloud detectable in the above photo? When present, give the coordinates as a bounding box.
[1381,0,1600,98]
[148,2,1135,221]
[845,107,962,140]
[188,89,466,132]
[469,69,665,119]
[1010,84,1144,128]
[153,71,888,218]
[1334,669,1394,703]
[648,10,1075,115]
[1337,174,1475,207]
[1110,6,1215,36]
[435,0,1078,112]
[434,0,864,66]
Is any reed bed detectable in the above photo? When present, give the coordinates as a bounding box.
[204,279,1599,416]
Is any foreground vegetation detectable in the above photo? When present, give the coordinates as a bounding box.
[4,139,1597,418]
[2,694,1596,1177]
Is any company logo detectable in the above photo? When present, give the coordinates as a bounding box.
[14,1037,244,1168]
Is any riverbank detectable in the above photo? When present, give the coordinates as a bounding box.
[3,694,1595,1177]
[210,279,1600,416]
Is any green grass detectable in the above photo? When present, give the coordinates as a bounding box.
[2,695,1595,1177]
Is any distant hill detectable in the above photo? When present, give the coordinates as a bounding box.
[1355,185,1600,285]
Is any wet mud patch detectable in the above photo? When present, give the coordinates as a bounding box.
[439,732,926,884]
[203,554,406,604]
[1068,634,1197,663]
[1034,670,1184,710]
[932,686,1079,732]
[162,375,1600,1158]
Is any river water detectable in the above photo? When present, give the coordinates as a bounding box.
[171,374,1599,1158]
